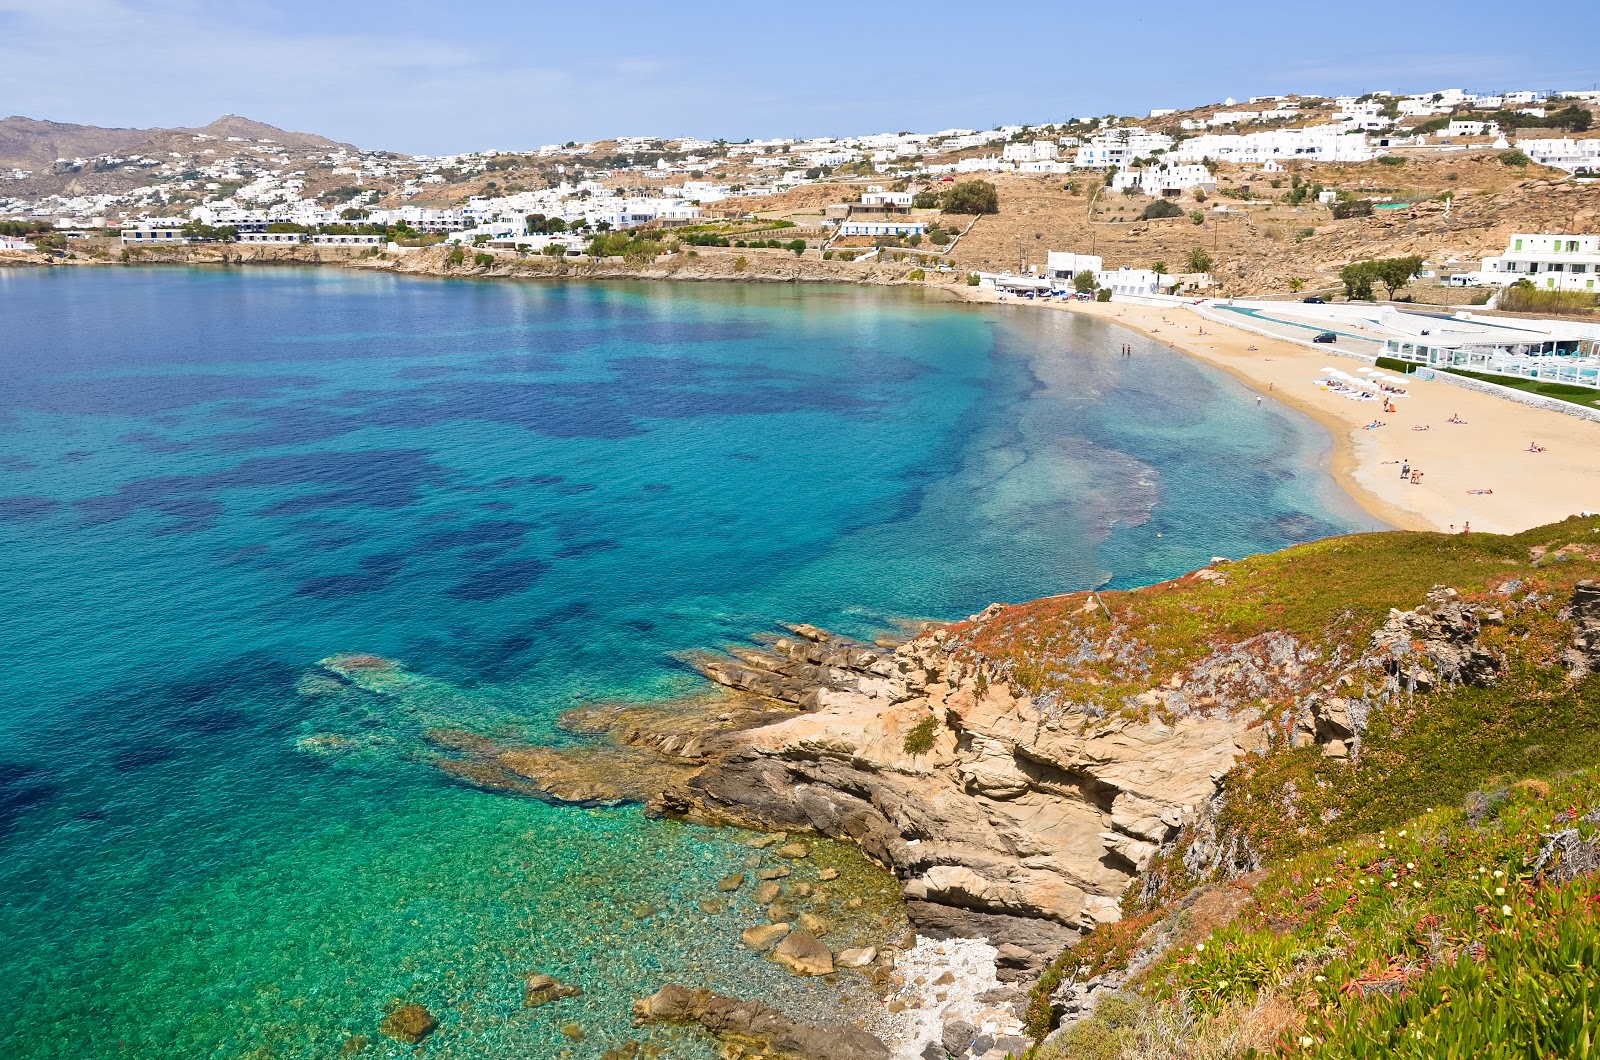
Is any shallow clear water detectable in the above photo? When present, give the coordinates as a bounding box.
[0,269,1367,1057]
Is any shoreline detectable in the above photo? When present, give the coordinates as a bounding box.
[943,285,1600,535]
[15,249,1598,534]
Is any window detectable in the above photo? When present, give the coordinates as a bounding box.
[1514,238,1523,251]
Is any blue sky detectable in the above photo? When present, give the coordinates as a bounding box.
[2,0,1596,154]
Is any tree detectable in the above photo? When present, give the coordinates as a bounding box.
[941,180,1000,215]
[1072,269,1097,294]
[1340,260,1379,300]
[1185,247,1214,274]
[1288,278,1306,292]
[1330,199,1374,220]
[1372,255,1424,299]
[1140,199,1184,220]
[1151,261,1168,290]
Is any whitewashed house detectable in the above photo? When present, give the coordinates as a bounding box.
[1094,266,1167,296]
[1045,251,1104,281]
[1453,233,1600,292]
[1516,138,1600,173]
[1173,126,1375,165]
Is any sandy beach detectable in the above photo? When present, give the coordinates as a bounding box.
[951,288,1600,535]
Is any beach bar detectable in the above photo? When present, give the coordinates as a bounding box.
[1383,335,1600,389]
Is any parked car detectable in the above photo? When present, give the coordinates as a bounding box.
[1312,332,1338,343]
[1303,296,1326,304]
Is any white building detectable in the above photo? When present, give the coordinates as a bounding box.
[119,221,187,245]
[1446,120,1498,138]
[1110,163,1215,197]
[1001,140,1059,163]
[237,232,305,244]
[1172,126,1375,165]
[1456,233,1600,292]
[836,219,928,237]
[311,234,385,247]
[860,187,914,208]
[1516,138,1600,173]
[1045,251,1104,281]
[1094,266,1167,296]
[0,235,36,251]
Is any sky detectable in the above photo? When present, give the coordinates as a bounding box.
[2,0,1597,155]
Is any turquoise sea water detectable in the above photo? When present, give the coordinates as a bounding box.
[0,269,1368,1058]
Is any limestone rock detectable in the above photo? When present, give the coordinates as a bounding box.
[741,922,791,951]
[772,930,834,975]
[775,842,810,859]
[717,873,745,892]
[634,984,890,1060]
[836,946,877,967]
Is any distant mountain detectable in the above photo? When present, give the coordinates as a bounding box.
[0,115,358,168]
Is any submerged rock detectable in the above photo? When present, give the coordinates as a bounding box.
[378,1003,436,1044]
[634,984,890,1060]
[741,922,791,951]
[524,973,582,1008]
[772,930,834,976]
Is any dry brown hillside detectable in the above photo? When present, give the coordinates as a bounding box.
[939,155,1599,297]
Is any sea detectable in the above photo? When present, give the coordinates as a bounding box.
[0,268,1368,1058]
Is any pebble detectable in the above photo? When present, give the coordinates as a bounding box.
[818,868,839,881]
[756,866,791,880]
[775,842,810,859]
[836,946,878,968]
[717,873,745,892]
[753,882,782,904]
[698,898,726,915]
[785,882,813,899]
[560,1023,585,1042]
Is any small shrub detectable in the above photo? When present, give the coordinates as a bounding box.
[1140,199,1185,221]
[473,252,494,267]
[822,250,834,260]
[966,272,980,286]
[908,268,926,280]
[1331,199,1374,219]
[445,247,466,267]
[1498,149,1531,167]
[1096,288,1112,302]
[1189,210,1205,225]
[1377,155,1407,167]
[732,255,748,272]
[930,229,952,246]
[903,715,939,755]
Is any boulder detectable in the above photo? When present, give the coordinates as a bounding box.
[524,973,582,1008]
[634,984,890,1060]
[378,1003,436,1044]
[835,946,877,967]
[772,930,834,975]
[717,873,745,892]
[776,842,810,859]
[741,923,791,951]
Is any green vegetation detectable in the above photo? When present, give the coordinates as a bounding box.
[907,268,926,281]
[941,180,1001,215]
[1497,280,1597,316]
[1496,150,1531,167]
[1330,199,1374,220]
[1141,200,1185,221]
[1185,247,1214,275]
[1073,270,1097,295]
[472,252,494,267]
[587,232,663,262]
[444,247,466,267]
[1340,255,1423,300]
[1096,288,1112,302]
[991,517,1600,1058]
[1376,155,1407,167]
[967,272,981,286]
[903,715,939,755]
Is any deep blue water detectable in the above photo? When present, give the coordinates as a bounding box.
[0,268,1367,1057]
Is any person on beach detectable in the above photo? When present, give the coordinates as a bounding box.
[1401,459,1410,479]
[1463,522,1471,534]
[1256,396,1262,407]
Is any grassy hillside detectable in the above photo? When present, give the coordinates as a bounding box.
[951,516,1600,1059]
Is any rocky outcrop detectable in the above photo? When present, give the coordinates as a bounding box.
[651,615,1269,969]
[1366,585,1504,692]
[1562,580,1600,680]
[633,984,891,1060]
